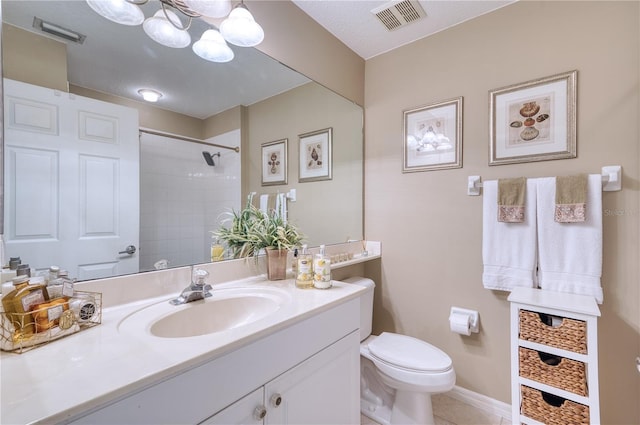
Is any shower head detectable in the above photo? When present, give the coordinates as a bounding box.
[202,151,220,166]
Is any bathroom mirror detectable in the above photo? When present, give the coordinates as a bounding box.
[1,0,363,280]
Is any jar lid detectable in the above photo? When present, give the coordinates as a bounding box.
[49,265,60,272]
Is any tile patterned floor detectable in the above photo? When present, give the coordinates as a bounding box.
[361,393,509,425]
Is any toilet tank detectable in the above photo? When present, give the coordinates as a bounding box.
[342,276,375,341]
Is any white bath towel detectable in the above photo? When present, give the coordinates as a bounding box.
[536,175,603,303]
[482,179,538,291]
[259,194,269,214]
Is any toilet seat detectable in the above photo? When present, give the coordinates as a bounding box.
[368,332,452,373]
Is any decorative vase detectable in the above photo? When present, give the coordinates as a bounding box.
[265,247,288,280]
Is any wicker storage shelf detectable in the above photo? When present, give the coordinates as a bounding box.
[519,347,587,396]
[519,310,587,354]
[521,385,589,425]
[0,291,101,353]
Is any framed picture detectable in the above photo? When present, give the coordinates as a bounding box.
[299,128,332,182]
[489,70,577,166]
[261,138,287,186]
[402,97,463,173]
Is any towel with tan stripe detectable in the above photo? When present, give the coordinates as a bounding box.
[555,174,587,223]
[498,177,526,223]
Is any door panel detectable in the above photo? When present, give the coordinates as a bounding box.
[3,78,139,277]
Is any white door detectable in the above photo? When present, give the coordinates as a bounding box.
[3,78,139,280]
[264,331,361,425]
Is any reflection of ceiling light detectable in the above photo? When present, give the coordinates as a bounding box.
[409,125,453,153]
[85,0,264,60]
[219,3,264,47]
[86,0,144,26]
[138,89,163,102]
[192,29,234,62]
[143,9,191,48]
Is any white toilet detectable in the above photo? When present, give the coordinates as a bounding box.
[343,277,456,425]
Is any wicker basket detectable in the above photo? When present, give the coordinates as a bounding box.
[0,291,102,353]
[521,385,589,425]
[519,347,587,396]
[519,310,587,354]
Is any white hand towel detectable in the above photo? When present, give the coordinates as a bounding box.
[259,194,269,214]
[482,179,538,291]
[536,175,603,303]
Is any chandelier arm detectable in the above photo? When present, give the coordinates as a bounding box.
[160,1,193,31]
[161,0,201,18]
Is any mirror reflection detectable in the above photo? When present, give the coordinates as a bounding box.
[2,0,363,281]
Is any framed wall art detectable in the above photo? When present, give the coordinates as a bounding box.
[489,70,577,166]
[299,127,332,182]
[402,97,463,173]
[261,138,287,186]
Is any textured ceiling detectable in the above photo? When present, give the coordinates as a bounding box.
[292,0,516,59]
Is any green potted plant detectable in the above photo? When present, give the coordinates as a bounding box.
[213,197,304,280]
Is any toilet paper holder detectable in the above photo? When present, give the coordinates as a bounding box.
[449,307,479,334]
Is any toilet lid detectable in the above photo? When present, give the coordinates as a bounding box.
[368,332,452,373]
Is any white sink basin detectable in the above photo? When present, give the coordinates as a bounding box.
[118,286,291,339]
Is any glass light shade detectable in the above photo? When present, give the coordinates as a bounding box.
[143,9,191,48]
[184,0,232,18]
[86,0,144,26]
[193,30,234,63]
[219,6,264,47]
[138,89,163,102]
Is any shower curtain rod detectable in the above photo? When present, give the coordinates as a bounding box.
[139,128,240,153]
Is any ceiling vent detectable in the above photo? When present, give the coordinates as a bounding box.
[33,17,86,44]
[371,0,426,31]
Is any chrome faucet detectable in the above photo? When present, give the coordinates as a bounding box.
[170,268,213,305]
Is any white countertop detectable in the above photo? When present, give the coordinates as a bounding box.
[0,277,365,424]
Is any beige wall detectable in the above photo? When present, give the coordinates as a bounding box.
[2,24,67,91]
[246,82,363,245]
[364,1,639,423]
[249,0,365,106]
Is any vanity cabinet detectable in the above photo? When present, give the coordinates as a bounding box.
[70,298,360,425]
[203,331,359,424]
[508,287,600,425]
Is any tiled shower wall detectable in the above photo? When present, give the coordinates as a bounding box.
[139,130,241,272]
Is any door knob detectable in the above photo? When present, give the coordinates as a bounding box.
[118,245,137,255]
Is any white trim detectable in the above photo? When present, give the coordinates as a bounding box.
[448,385,512,422]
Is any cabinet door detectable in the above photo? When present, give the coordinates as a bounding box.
[264,331,360,425]
[200,387,264,425]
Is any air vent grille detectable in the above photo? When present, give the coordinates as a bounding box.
[371,0,427,32]
[33,17,86,44]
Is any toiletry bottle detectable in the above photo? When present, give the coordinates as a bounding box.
[291,248,299,274]
[295,245,313,289]
[2,275,48,337]
[46,266,63,299]
[211,240,224,262]
[313,245,332,289]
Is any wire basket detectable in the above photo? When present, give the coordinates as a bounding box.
[1,291,102,354]
[520,385,590,425]
[519,310,587,354]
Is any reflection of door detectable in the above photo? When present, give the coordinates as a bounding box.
[3,79,139,280]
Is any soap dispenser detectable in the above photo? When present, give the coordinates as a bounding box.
[313,245,332,289]
[295,245,313,289]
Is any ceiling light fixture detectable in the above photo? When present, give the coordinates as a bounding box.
[86,0,263,62]
[138,89,163,102]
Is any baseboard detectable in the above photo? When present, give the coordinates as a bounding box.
[448,385,512,422]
